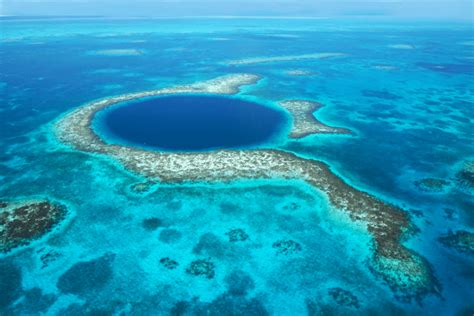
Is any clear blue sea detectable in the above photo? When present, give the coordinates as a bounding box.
[0,17,473,315]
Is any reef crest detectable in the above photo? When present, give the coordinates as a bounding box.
[279,100,351,138]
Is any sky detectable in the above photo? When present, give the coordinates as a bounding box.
[0,0,473,21]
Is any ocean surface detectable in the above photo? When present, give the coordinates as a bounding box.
[96,95,287,151]
[0,17,473,315]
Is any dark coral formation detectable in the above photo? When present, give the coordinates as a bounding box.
[272,240,302,255]
[414,178,450,192]
[225,228,249,242]
[57,254,115,296]
[37,247,62,269]
[130,181,156,194]
[328,287,360,309]
[160,257,179,270]
[186,259,215,279]
[0,200,67,253]
[456,160,474,190]
[142,217,162,231]
[369,249,440,303]
[311,168,440,302]
[438,230,474,255]
[282,202,301,211]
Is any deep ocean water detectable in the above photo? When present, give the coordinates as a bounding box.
[0,17,473,315]
[96,95,287,151]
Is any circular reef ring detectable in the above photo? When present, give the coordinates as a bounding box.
[54,73,439,302]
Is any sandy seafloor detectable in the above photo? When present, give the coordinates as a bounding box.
[0,17,473,315]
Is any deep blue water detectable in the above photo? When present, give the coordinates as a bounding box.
[98,95,287,151]
[0,17,473,315]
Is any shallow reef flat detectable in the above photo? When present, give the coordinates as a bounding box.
[226,53,346,65]
[55,73,439,301]
[0,200,67,253]
[279,100,352,138]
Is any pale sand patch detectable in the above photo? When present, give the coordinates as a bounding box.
[285,69,319,76]
[90,49,145,56]
[373,65,399,71]
[388,44,415,50]
[226,53,347,65]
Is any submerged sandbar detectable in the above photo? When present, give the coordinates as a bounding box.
[226,53,346,65]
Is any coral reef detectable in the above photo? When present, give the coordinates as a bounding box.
[414,178,451,193]
[186,259,215,279]
[160,257,179,270]
[272,239,302,255]
[279,100,351,138]
[55,73,438,301]
[456,160,474,190]
[225,228,249,242]
[328,287,360,308]
[438,230,474,255]
[369,248,440,302]
[130,181,156,194]
[37,247,62,269]
[0,200,67,253]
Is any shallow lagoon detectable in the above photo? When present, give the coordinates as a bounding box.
[0,17,473,315]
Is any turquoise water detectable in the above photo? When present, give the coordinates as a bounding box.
[0,17,473,315]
